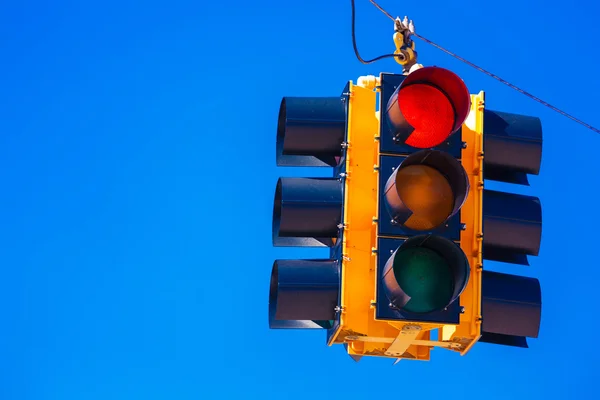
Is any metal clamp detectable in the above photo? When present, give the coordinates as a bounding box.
[393,16,417,73]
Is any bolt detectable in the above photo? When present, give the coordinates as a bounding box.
[462,141,467,149]
[460,306,465,314]
[403,325,421,331]
[460,223,466,230]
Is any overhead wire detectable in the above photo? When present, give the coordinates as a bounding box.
[357,0,600,134]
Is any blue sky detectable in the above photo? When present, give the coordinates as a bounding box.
[1,0,599,399]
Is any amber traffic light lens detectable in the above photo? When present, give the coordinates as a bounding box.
[395,165,454,230]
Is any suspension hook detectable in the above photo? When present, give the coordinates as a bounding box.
[393,16,418,73]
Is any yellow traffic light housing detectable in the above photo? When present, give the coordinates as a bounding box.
[320,71,485,361]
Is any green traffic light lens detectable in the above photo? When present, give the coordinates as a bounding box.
[393,247,454,314]
[382,235,469,317]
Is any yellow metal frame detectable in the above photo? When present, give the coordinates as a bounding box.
[328,76,485,362]
[451,91,485,354]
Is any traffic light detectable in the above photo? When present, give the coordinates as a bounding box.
[269,65,543,361]
[368,66,481,360]
[478,108,543,348]
[269,95,347,329]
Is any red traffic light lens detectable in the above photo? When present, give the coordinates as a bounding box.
[386,66,471,148]
[399,84,455,148]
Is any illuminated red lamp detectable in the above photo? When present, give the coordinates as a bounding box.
[385,66,471,148]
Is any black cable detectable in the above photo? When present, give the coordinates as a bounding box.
[351,0,401,64]
[369,0,394,20]
[367,0,600,134]
[413,33,600,134]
